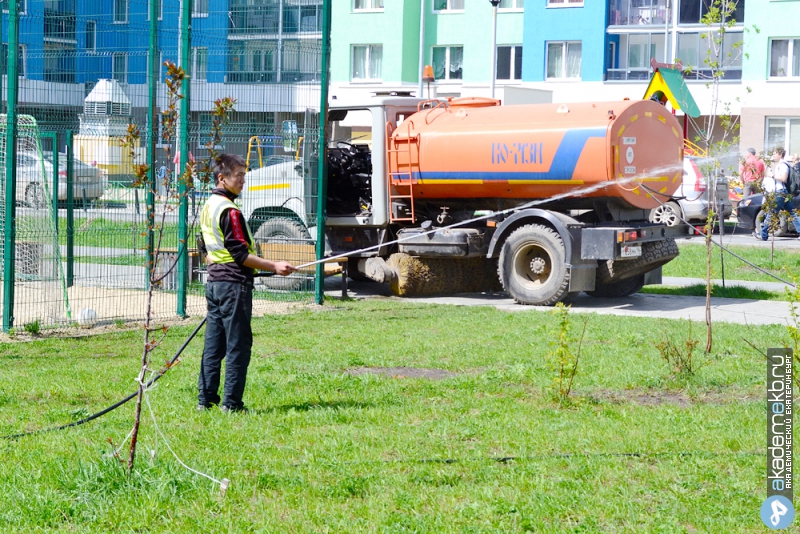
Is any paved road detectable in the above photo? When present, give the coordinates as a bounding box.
[324,275,797,326]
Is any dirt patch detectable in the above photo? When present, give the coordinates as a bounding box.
[586,388,761,406]
[346,366,458,380]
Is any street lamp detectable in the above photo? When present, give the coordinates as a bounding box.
[489,0,501,99]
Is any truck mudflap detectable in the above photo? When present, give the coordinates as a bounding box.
[594,238,679,285]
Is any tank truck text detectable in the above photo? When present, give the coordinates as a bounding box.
[491,142,544,165]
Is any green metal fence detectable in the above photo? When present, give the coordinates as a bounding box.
[0,0,330,332]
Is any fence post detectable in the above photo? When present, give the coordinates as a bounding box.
[66,131,74,288]
[314,0,332,306]
[147,0,159,298]
[2,0,20,332]
[176,0,191,318]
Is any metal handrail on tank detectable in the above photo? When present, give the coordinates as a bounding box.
[683,138,707,157]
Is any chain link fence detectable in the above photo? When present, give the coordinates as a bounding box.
[0,0,329,332]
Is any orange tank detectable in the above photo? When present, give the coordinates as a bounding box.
[387,97,684,211]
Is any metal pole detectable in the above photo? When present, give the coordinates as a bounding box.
[2,0,19,332]
[417,0,426,98]
[66,131,74,288]
[315,0,332,305]
[489,1,499,99]
[146,0,158,291]
[664,0,670,63]
[177,0,191,317]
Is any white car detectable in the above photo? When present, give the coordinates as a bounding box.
[16,151,107,208]
[648,156,733,227]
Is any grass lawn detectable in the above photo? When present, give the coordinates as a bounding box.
[0,300,793,532]
[664,242,800,283]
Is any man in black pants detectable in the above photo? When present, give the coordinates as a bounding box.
[198,154,296,413]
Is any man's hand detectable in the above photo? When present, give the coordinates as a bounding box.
[272,261,297,276]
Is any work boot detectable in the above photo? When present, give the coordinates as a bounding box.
[221,405,249,414]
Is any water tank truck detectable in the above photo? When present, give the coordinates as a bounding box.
[241,94,686,305]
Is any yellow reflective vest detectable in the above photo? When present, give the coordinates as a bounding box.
[200,193,256,264]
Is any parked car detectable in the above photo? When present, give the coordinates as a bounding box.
[648,156,733,227]
[16,151,107,208]
[737,193,799,236]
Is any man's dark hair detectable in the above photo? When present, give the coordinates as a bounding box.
[213,153,247,185]
[775,147,786,158]
[747,148,756,156]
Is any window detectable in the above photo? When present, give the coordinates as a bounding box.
[1,44,26,77]
[113,52,127,84]
[44,42,75,82]
[193,0,208,16]
[608,0,668,25]
[676,31,742,80]
[228,41,278,83]
[765,117,800,156]
[282,40,321,82]
[147,0,162,20]
[114,0,127,23]
[546,41,581,80]
[352,44,382,80]
[354,0,384,10]
[191,47,208,82]
[85,20,96,52]
[547,0,582,6]
[496,45,522,80]
[432,46,463,80]
[605,33,665,80]
[283,3,321,33]
[433,0,464,12]
[1,0,27,13]
[498,0,524,8]
[679,0,744,24]
[770,39,800,78]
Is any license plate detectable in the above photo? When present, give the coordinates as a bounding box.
[620,245,642,258]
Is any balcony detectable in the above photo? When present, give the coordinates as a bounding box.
[608,0,667,26]
[606,67,742,82]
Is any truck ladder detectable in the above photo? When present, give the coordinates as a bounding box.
[386,120,418,223]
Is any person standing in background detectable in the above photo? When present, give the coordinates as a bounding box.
[739,148,765,198]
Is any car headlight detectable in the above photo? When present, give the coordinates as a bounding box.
[740,198,751,207]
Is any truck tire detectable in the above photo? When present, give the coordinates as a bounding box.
[586,273,645,298]
[648,201,682,226]
[498,224,569,306]
[254,217,313,291]
[595,238,679,286]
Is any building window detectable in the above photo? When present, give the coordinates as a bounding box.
[679,0,744,24]
[354,0,384,10]
[608,0,667,25]
[765,117,800,157]
[352,44,382,81]
[546,41,581,80]
[607,33,665,80]
[85,20,96,52]
[44,42,75,83]
[283,3,321,33]
[1,44,26,77]
[676,31,742,80]
[769,39,800,78]
[432,46,463,80]
[193,0,208,16]
[1,0,27,13]
[433,0,464,12]
[191,47,208,82]
[229,0,279,35]
[114,0,128,23]
[547,0,582,7]
[496,45,522,80]
[282,40,321,82]
[499,0,524,8]
[228,41,278,83]
[147,0,162,20]
[113,52,127,84]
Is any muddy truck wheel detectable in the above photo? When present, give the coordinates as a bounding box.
[586,273,645,298]
[498,224,569,306]
[593,238,679,288]
[254,217,313,291]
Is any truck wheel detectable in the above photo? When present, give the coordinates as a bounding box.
[498,224,569,306]
[347,258,375,282]
[595,238,679,285]
[586,273,645,298]
[648,201,681,226]
[254,217,313,291]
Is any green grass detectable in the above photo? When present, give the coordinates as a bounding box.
[664,242,800,283]
[641,283,784,301]
[0,300,793,532]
